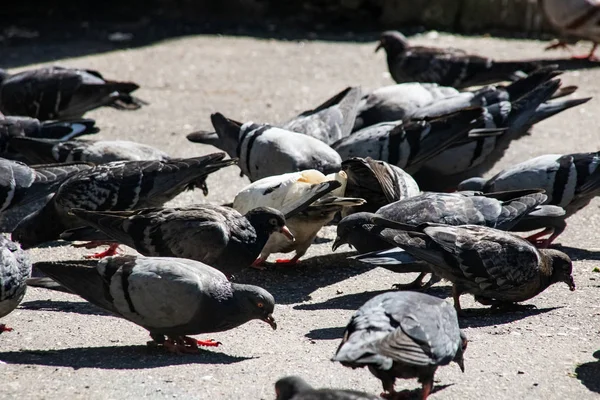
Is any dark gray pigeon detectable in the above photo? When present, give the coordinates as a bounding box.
[9,137,170,165]
[11,153,237,249]
[376,31,541,88]
[341,157,420,216]
[34,256,276,353]
[412,78,581,191]
[275,376,381,400]
[333,107,499,175]
[385,223,575,314]
[0,235,31,333]
[332,291,467,400]
[459,151,600,246]
[187,113,342,182]
[0,66,146,120]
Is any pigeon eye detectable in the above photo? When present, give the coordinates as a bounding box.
[257,302,264,308]
[269,218,278,226]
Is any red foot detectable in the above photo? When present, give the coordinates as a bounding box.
[251,257,267,270]
[85,243,120,259]
[275,255,300,265]
[191,338,222,347]
[571,53,598,61]
[0,324,13,333]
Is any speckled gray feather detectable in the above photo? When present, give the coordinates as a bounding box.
[0,236,31,320]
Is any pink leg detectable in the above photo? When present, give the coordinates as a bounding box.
[184,336,221,347]
[0,324,13,333]
[84,243,121,259]
[250,257,268,270]
[274,254,300,265]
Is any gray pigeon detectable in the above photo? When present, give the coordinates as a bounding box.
[386,223,575,314]
[187,113,342,182]
[539,0,600,60]
[376,31,541,88]
[9,137,170,165]
[0,66,146,120]
[66,205,294,277]
[412,78,587,191]
[281,86,363,144]
[333,107,498,175]
[341,157,420,216]
[34,256,276,353]
[275,376,381,400]
[332,291,467,400]
[459,151,600,246]
[11,154,237,249]
[0,236,31,333]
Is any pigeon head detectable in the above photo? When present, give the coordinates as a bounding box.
[453,331,468,373]
[457,177,487,191]
[541,249,576,291]
[376,31,409,56]
[209,112,244,159]
[232,283,277,330]
[245,207,295,241]
[274,376,312,400]
[333,212,413,251]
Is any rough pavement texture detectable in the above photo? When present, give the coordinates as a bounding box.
[1,32,600,400]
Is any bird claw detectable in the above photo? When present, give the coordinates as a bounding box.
[544,40,571,52]
[84,243,121,259]
[0,324,13,333]
[157,336,222,354]
[193,338,222,347]
[274,258,299,265]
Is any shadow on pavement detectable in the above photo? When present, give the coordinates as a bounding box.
[575,350,600,394]
[458,306,560,328]
[0,345,252,369]
[394,384,453,400]
[234,252,372,305]
[554,245,600,262]
[19,299,112,316]
[305,326,346,341]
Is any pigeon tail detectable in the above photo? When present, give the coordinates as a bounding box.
[209,113,245,158]
[38,119,100,140]
[529,97,592,125]
[503,65,562,101]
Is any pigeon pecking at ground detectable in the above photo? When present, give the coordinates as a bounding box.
[381,222,576,314]
[9,137,171,165]
[538,0,600,60]
[0,66,147,120]
[11,153,237,252]
[275,376,382,400]
[375,30,541,88]
[0,235,31,334]
[341,157,420,216]
[187,113,342,182]
[34,255,276,353]
[233,169,365,265]
[459,151,600,247]
[332,291,467,400]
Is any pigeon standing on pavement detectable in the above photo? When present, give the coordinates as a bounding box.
[332,291,467,400]
[275,376,382,400]
[11,154,237,250]
[538,0,600,60]
[282,86,363,145]
[9,137,170,165]
[0,236,31,333]
[384,223,575,314]
[187,113,342,182]
[376,31,541,88]
[0,66,146,120]
[34,256,276,353]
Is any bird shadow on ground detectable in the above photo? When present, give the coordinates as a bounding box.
[305,326,346,341]
[575,350,600,394]
[19,300,112,316]
[553,245,600,261]
[234,252,373,305]
[0,345,251,370]
[395,384,453,400]
[458,306,560,328]
[294,285,451,311]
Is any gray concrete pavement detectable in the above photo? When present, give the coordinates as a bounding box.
[0,32,599,399]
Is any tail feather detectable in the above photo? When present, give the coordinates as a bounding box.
[38,119,99,140]
[530,97,592,125]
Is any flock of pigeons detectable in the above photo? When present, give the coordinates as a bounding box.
[0,26,598,400]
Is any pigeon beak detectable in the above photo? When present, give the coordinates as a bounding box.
[457,358,465,373]
[264,314,277,330]
[567,276,576,291]
[375,41,383,52]
[332,237,344,252]
[279,226,295,242]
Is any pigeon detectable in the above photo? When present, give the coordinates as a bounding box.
[332,291,467,400]
[9,137,170,165]
[384,223,575,314]
[65,205,295,277]
[275,376,381,400]
[376,31,541,88]
[411,78,588,191]
[0,66,146,120]
[186,113,342,182]
[233,170,365,264]
[333,107,501,175]
[0,236,31,333]
[281,86,363,144]
[34,256,276,352]
[0,115,99,154]
[11,154,237,250]
[538,0,600,60]
[458,151,600,246]
[341,157,420,216]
